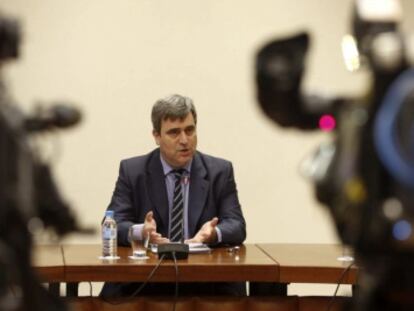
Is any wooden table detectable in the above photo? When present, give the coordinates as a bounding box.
[33,244,65,282]
[257,243,358,284]
[33,244,65,296]
[32,243,359,297]
[62,244,279,283]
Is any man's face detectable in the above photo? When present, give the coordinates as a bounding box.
[153,113,197,168]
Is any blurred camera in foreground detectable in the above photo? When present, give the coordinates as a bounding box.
[0,10,85,311]
[255,0,414,310]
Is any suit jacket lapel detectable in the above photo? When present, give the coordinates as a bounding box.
[188,153,209,237]
[146,149,169,230]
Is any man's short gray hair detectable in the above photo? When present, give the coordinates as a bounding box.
[151,94,197,133]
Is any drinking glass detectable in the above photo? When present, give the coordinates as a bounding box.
[128,226,149,259]
[337,244,354,262]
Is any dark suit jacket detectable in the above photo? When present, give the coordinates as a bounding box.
[110,148,246,245]
[100,149,246,297]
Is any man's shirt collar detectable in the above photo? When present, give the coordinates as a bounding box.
[160,153,192,176]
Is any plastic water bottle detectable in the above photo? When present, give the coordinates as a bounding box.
[102,210,117,258]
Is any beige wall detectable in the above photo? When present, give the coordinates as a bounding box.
[6,0,414,297]
[2,1,413,295]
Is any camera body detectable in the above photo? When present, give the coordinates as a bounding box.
[255,1,414,310]
[0,11,82,311]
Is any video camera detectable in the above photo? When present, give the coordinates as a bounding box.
[0,11,83,311]
[255,0,414,310]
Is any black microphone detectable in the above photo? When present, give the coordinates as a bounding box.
[25,103,82,132]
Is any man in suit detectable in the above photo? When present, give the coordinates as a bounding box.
[100,94,246,297]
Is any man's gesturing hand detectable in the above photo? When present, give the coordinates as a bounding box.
[185,217,218,244]
[143,211,169,244]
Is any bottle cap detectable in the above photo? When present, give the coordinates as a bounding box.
[105,210,114,218]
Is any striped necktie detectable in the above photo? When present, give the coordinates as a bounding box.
[170,169,185,242]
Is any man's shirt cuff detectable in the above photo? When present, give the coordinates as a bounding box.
[215,227,222,243]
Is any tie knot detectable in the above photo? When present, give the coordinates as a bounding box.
[172,169,185,179]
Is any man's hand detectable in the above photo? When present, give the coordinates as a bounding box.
[185,217,218,244]
[143,211,170,244]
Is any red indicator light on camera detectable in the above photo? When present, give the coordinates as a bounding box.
[319,114,336,132]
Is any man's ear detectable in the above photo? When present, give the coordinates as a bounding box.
[153,130,160,145]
